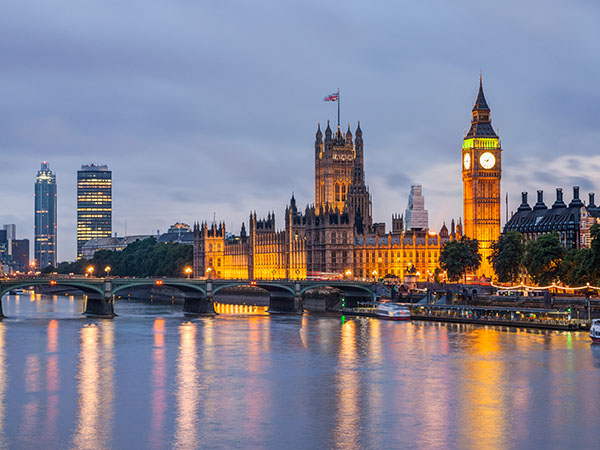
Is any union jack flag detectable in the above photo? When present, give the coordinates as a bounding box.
[323,92,339,102]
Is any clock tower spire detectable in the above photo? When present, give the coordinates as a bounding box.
[462,76,502,279]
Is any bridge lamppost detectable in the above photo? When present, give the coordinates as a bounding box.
[206,267,212,280]
[104,266,111,278]
[184,267,193,279]
[345,269,352,280]
[372,270,378,282]
[87,266,95,278]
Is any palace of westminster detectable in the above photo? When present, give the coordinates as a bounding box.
[193,80,504,280]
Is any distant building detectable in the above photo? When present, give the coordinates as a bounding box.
[11,239,30,270]
[81,222,193,258]
[0,230,7,261]
[81,235,151,259]
[34,162,57,268]
[3,224,16,256]
[504,187,600,249]
[77,164,112,259]
[158,222,193,245]
[404,185,429,231]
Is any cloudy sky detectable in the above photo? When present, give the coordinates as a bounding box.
[1,0,599,261]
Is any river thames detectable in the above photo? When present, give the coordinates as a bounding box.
[0,293,598,449]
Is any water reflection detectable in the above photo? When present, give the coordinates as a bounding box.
[458,327,507,450]
[174,322,198,449]
[214,302,268,315]
[149,318,167,450]
[72,321,115,449]
[334,319,359,448]
[45,320,59,442]
[0,323,6,448]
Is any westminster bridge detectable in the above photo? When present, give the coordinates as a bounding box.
[0,276,375,317]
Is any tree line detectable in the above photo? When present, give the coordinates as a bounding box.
[438,224,600,286]
[45,237,193,278]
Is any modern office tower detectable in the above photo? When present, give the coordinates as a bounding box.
[77,164,112,259]
[34,162,57,268]
[3,224,16,255]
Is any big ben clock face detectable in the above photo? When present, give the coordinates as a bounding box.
[479,152,496,169]
[463,153,471,170]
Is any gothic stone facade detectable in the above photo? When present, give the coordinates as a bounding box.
[194,123,458,280]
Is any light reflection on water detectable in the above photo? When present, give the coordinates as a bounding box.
[72,321,114,449]
[174,321,198,449]
[0,323,5,449]
[0,295,598,448]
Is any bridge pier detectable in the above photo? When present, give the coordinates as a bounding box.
[183,295,216,316]
[83,280,115,317]
[267,295,303,314]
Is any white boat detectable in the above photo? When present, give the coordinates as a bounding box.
[590,319,600,344]
[375,302,411,320]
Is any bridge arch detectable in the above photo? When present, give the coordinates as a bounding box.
[299,283,373,297]
[212,282,295,297]
[112,280,207,297]
[0,279,105,299]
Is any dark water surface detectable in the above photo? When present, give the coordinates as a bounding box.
[0,293,599,449]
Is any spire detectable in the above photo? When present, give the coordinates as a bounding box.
[466,75,497,138]
[325,120,332,141]
[315,122,322,140]
[355,120,362,137]
[473,73,490,112]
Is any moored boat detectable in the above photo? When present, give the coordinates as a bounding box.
[375,302,411,320]
[590,319,600,343]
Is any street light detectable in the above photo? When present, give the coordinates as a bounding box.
[104,266,111,277]
[372,270,378,281]
[184,266,193,279]
[206,267,212,279]
[345,269,352,279]
[87,266,95,277]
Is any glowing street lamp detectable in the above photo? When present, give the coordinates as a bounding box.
[184,266,193,279]
[104,266,111,277]
[86,266,95,277]
[372,270,378,281]
[206,267,213,279]
[345,269,352,279]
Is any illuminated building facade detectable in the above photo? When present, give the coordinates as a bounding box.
[34,162,57,268]
[462,78,502,278]
[77,164,112,259]
[194,123,458,280]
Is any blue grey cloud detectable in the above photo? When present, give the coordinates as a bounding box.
[1,0,599,260]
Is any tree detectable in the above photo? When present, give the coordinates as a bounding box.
[439,236,482,282]
[560,248,591,287]
[488,231,524,283]
[54,238,193,278]
[522,232,564,286]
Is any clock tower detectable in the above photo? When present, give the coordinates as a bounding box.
[462,77,502,278]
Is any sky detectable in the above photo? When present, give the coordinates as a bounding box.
[1,0,599,262]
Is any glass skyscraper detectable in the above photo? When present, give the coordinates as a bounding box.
[77,164,112,259]
[34,161,57,268]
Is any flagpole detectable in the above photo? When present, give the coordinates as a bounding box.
[337,88,340,127]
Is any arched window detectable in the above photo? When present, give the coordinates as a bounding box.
[341,183,347,201]
[335,183,340,202]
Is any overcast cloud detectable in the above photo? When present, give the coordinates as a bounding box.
[1,0,599,261]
